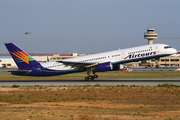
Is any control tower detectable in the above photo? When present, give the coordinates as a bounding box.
[144,28,157,44]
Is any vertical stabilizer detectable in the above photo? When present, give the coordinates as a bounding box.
[4,43,40,70]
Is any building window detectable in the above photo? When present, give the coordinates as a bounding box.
[2,64,6,68]
[171,59,175,61]
[7,64,11,66]
[161,59,164,62]
[0,60,1,62]
[175,59,179,61]
[165,59,169,61]
[151,58,155,61]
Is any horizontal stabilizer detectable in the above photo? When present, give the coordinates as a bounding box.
[8,70,32,74]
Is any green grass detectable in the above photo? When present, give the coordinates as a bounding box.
[12,84,20,88]
[158,83,180,87]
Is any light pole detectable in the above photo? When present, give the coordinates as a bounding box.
[25,32,31,53]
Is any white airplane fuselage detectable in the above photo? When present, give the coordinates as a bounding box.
[41,44,176,71]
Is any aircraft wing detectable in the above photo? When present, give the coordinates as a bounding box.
[56,60,98,69]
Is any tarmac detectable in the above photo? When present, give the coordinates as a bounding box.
[0,68,180,87]
[0,78,180,87]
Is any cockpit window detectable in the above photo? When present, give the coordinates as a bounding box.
[164,46,171,49]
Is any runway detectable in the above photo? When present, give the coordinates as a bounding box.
[0,68,180,86]
[0,78,180,87]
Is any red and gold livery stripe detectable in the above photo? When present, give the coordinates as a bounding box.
[10,50,29,64]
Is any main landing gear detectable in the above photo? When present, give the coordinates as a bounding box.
[84,74,98,81]
[84,67,98,81]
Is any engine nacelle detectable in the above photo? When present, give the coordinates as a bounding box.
[93,62,113,72]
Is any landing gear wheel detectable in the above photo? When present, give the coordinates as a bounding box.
[94,74,98,78]
[89,75,94,80]
[85,77,89,81]
[155,65,159,68]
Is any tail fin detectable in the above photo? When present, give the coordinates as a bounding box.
[4,43,40,70]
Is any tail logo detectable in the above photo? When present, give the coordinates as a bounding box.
[10,50,29,64]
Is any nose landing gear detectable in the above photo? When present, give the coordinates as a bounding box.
[155,58,160,68]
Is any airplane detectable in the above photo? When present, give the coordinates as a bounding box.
[4,42,177,80]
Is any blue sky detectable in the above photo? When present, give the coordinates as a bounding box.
[1,0,180,54]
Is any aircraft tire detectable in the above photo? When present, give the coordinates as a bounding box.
[91,76,94,80]
[89,75,94,80]
[85,77,89,81]
[155,65,159,68]
[94,74,98,78]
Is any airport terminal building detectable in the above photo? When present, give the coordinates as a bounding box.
[147,52,180,67]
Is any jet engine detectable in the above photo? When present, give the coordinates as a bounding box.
[92,62,113,72]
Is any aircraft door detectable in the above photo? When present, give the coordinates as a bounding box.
[155,46,159,53]
[121,51,127,60]
[121,52,125,59]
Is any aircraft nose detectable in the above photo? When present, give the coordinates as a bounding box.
[171,48,177,54]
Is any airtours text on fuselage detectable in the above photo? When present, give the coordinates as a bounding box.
[124,51,156,59]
